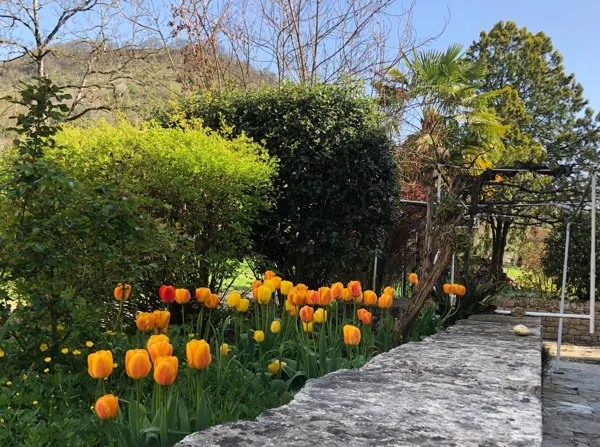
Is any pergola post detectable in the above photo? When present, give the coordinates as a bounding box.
[554,222,570,373]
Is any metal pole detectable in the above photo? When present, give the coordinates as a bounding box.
[437,170,442,204]
[555,222,570,374]
[591,170,597,334]
[372,254,378,291]
[450,252,455,307]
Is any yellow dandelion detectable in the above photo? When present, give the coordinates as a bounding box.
[44,368,49,373]
[0,418,4,423]
[39,344,48,352]
[6,381,12,386]
[188,333,195,338]
[105,330,116,336]
[0,349,5,358]
[72,350,81,356]
[22,375,27,380]
[86,341,94,348]
[32,401,38,405]
[57,324,64,331]
[61,348,69,354]
[112,363,118,368]
[16,393,19,396]
[44,357,51,363]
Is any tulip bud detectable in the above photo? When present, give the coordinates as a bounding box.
[383,286,395,298]
[220,343,229,357]
[236,298,250,312]
[318,287,332,306]
[270,320,281,334]
[114,283,131,301]
[377,293,393,309]
[186,339,211,370]
[253,330,265,343]
[299,305,314,323]
[226,292,241,308]
[148,340,173,363]
[257,286,272,305]
[343,324,361,345]
[125,349,151,379]
[313,308,327,324]
[195,287,211,303]
[159,285,176,303]
[136,312,155,332]
[154,356,178,385]
[294,284,308,304]
[363,290,377,306]
[252,280,263,290]
[88,350,114,379]
[280,280,293,296]
[347,281,362,297]
[264,270,276,280]
[147,334,170,352]
[331,282,344,299]
[95,394,118,419]
[357,309,372,325]
[175,288,191,304]
[272,276,282,290]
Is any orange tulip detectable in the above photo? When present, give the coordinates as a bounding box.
[408,273,418,285]
[280,280,293,296]
[153,310,170,332]
[136,312,155,332]
[175,288,191,304]
[318,287,333,306]
[343,324,361,345]
[236,298,250,312]
[295,284,308,303]
[341,288,352,302]
[299,305,314,323]
[206,293,220,309]
[159,285,176,303]
[264,270,276,280]
[252,287,259,300]
[289,289,305,307]
[257,286,272,304]
[450,284,459,295]
[154,356,178,385]
[186,339,211,370]
[147,334,170,352]
[272,276,282,290]
[285,299,298,316]
[88,350,114,379]
[456,285,466,296]
[125,349,152,379]
[331,282,344,300]
[95,394,118,419]
[378,293,393,309]
[357,309,372,325]
[252,280,263,290]
[443,283,452,294]
[347,281,362,297]
[306,290,319,306]
[363,290,377,306]
[383,286,395,298]
[354,292,363,303]
[195,287,211,303]
[114,283,131,301]
[148,340,173,363]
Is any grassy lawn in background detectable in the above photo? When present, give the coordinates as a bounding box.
[505,266,525,281]
[229,261,257,291]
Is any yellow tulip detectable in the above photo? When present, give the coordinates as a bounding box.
[236,298,250,312]
[280,280,293,296]
[125,349,151,379]
[154,356,178,385]
[263,279,276,292]
[257,286,272,304]
[95,394,118,419]
[87,350,113,379]
[220,343,229,357]
[226,292,241,308]
[313,308,327,324]
[302,322,313,333]
[270,320,281,334]
[268,360,287,374]
[253,330,265,343]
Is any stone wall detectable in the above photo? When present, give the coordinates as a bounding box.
[495,296,600,345]
[177,315,542,447]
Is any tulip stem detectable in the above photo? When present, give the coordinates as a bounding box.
[135,379,141,443]
[204,309,212,340]
[160,386,168,447]
[182,305,186,336]
[105,420,114,447]
[196,306,204,338]
[348,345,353,369]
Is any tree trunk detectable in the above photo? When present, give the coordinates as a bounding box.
[490,218,511,278]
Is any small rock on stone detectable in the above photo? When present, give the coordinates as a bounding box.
[514,324,530,336]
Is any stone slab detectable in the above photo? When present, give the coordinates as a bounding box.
[178,315,543,447]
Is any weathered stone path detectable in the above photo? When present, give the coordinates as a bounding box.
[178,315,542,446]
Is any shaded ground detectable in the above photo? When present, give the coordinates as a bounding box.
[543,355,600,446]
